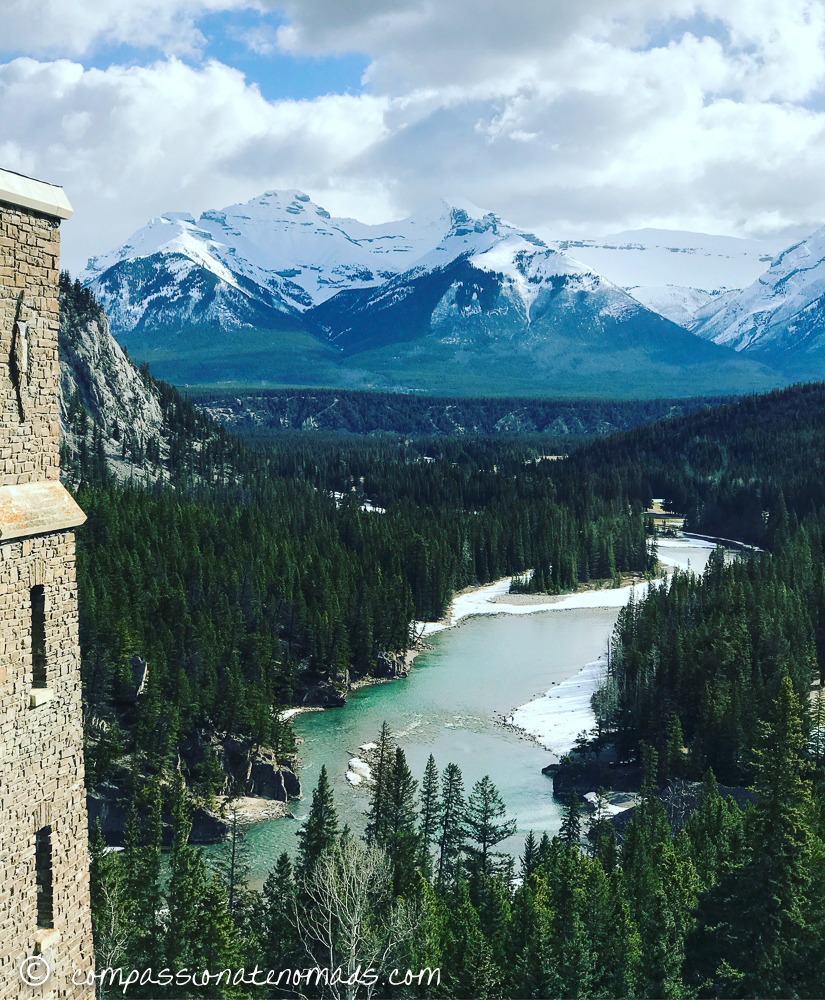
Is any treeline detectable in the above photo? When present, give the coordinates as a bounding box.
[599,527,825,784]
[564,380,825,548]
[90,691,825,998]
[191,385,728,440]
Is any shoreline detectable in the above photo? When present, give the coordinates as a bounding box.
[505,535,723,754]
[286,535,720,762]
[411,569,660,639]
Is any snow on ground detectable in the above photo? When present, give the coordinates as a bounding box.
[656,536,719,572]
[583,790,639,815]
[415,535,720,755]
[508,659,608,755]
[413,576,654,638]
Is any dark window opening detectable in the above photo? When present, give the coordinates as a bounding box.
[35,826,53,929]
[31,585,46,688]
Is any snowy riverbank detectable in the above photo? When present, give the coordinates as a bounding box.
[412,575,655,639]
[504,535,721,755]
[508,659,608,755]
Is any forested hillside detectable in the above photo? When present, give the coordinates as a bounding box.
[566,380,825,547]
[194,386,729,440]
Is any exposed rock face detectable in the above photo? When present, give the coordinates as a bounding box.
[87,782,297,845]
[373,651,408,678]
[544,758,643,797]
[86,781,135,844]
[59,275,165,481]
[303,682,347,707]
[180,728,302,801]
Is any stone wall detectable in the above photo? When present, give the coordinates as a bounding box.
[0,204,61,487]
[0,196,93,998]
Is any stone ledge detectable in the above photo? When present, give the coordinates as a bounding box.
[33,927,61,953]
[30,687,54,708]
[0,480,85,540]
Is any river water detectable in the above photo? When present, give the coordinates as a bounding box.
[230,537,719,885]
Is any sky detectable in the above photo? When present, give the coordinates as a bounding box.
[3,0,825,273]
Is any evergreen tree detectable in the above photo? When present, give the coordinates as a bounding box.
[520,830,540,881]
[464,775,517,883]
[165,769,207,974]
[437,763,466,886]
[586,787,618,872]
[260,852,298,971]
[296,765,339,879]
[418,754,440,873]
[687,675,816,997]
[537,830,552,864]
[560,790,582,847]
[365,721,395,846]
[121,780,163,975]
[385,746,420,895]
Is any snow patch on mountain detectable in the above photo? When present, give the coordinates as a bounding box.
[553,229,786,292]
[628,285,727,328]
[692,226,825,354]
[548,229,788,328]
[469,238,594,320]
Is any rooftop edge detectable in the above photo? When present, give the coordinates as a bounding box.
[0,167,73,221]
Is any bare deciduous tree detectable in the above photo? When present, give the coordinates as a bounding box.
[296,839,417,1000]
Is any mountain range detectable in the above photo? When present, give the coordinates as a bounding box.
[80,191,823,397]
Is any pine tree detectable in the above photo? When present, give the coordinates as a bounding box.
[260,852,298,970]
[385,746,420,895]
[121,780,163,973]
[560,790,582,847]
[464,775,517,882]
[296,765,339,879]
[418,754,440,872]
[216,804,255,934]
[687,675,815,996]
[586,787,617,872]
[165,769,207,973]
[365,721,395,846]
[537,830,552,867]
[437,763,466,886]
[197,876,246,999]
[520,831,540,881]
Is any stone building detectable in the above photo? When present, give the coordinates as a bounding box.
[0,169,94,996]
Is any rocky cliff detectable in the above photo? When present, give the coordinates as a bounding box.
[59,272,165,482]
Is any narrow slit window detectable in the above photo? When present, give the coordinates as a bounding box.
[35,826,53,928]
[31,585,46,688]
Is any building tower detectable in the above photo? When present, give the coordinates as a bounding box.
[0,170,94,996]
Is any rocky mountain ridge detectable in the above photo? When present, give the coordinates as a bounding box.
[690,225,825,375]
[78,193,784,398]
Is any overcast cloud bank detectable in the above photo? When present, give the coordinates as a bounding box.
[2,1,825,271]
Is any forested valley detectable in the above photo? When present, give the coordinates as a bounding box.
[63,283,825,997]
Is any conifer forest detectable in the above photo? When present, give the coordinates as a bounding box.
[66,273,825,997]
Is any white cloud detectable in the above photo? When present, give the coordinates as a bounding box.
[0,56,389,270]
[4,0,825,270]
[0,0,254,56]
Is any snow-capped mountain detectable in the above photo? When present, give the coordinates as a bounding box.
[690,226,825,373]
[82,191,535,333]
[80,192,784,397]
[554,229,788,328]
